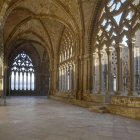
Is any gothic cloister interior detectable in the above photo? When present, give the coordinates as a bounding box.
[0,0,140,140]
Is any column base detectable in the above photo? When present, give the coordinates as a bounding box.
[115,91,121,95]
[97,90,105,95]
[105,92,111,103]
[127,90,134,96]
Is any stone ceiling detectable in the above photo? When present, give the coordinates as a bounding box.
[0,0,98,62]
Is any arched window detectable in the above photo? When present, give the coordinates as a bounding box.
[58,29,75,93]
[92,0,140,95]
[10,51,35,91]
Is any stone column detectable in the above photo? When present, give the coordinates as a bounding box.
[92,53,95,93]
[115,46,122,95]
[14,71,16,90]
[50,69,54,95]
[79,57,84,100]
[101,53,105,93]
[83,56,87,92]
[60,68,62,91]
[65,66,67,92]
[74,58,79,99]
[69,65,71,92]
[104,48,112,102]
[94,53,98,93]
[86,53,92,93]
[61,68,63,91]
[58,68,60,91]
[98,50,103,94]
[34,71,36,92]
[7,67,10,95]
[3,64,8,104]
[64,67,66,92]
[128,39,135,96]
[71,63,74,92]
[62,67,64,91]
[106,48,112,95]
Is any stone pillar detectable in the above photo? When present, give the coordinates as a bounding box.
[83,56,87,92]
[58,68,60,92]
[69,65,71,92]
[128,39,135,96]
[106,48,112,95]
[14,71,16,90]
[65,66,67,92]
[94,53,99,93]
[101,53,105,93]
[74,57,81,99]
[104,48,112,103]
[58,68,60,91]
[64,67,66,92]
[35,66,40,94]
[60,68,62,91]
[86,53,92,93]
[49,69,54,95]
[62,68,64,91]
[3,64,8,104]
[6,67,10,95]
[92,53,95,93]
[82,54,89,93]
[79,57,84,99]
[71,63,74,92]
[115,46,122,95]
[98,50,103,94]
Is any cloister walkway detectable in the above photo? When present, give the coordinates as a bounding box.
[0,97,140,140]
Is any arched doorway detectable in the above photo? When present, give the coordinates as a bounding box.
[10,51,35,95]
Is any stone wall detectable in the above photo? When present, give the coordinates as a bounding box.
[0,28,3,96]
[52,93,140,120]
[50,95,96,108]
[83,93,105,103]
[107,96,140,120]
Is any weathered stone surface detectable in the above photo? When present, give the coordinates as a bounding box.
[0,0,140,123]
[0,97,140,140]
[83,93,106,103]
[107,96,140,120]
[110,96,140,108]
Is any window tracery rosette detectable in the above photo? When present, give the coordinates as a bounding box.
[11,51,34,73]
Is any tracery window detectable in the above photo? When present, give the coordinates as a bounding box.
[92,0,140,95]
[58,29,75,93]
[10,51,35,91]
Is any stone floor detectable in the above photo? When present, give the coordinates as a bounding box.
[0,97,140,140]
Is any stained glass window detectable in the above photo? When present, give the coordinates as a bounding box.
[10,51,35,91]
